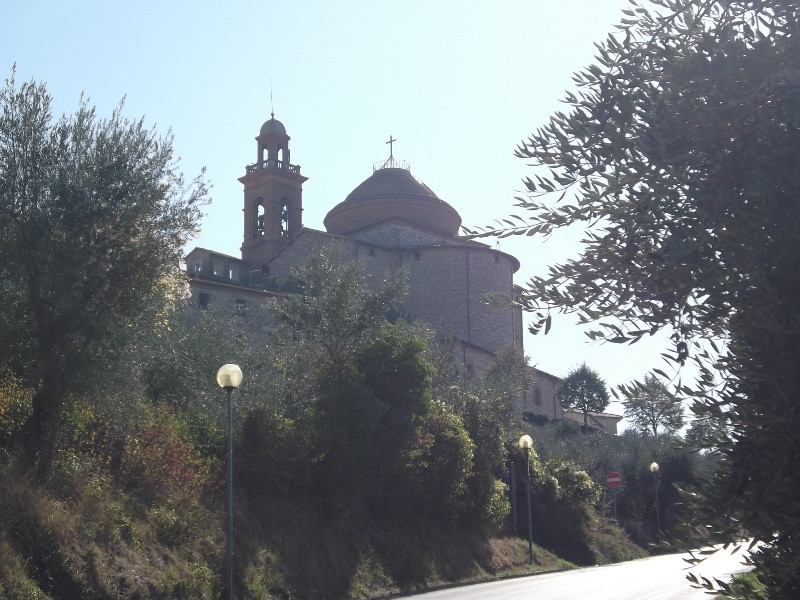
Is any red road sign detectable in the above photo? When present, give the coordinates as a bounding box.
[606,472,622,488]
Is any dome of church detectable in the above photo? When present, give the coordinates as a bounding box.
[324,167,462,237]
[260,115,286,137]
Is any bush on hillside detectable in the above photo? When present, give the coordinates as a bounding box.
[118,406,216,504]
[0,372,33,446]
[509,441,604,564]
[529,422,719,543]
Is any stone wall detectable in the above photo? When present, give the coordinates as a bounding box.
[520,369,563,421]
[186,276,279,337]
[403,245,521,356]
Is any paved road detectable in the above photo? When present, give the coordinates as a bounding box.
[397,546,751,600]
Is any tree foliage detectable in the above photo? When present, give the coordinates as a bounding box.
[0,71,207,476]
[684,416,728,451]
[531,421,718,544]
[0,371,32,445]
[271,246,405,385]
[558,364,609,433]
[480,345,534,432]
[466,1,800,595]
[240,249,496,536]
[622,374,684,436]
[508,438,606,564]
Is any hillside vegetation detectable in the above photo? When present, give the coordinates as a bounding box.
[0,74,712,599]
[0,249,665,599]
[1,249,716,598]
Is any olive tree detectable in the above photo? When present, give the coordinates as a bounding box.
[465,1,800,595]
[0,72,207,477]
[622,374,684,437]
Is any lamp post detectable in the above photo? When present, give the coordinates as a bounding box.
[518,434,534,564]
[509,459,518,536]
[217,364,243,600]
[649,461,661,536]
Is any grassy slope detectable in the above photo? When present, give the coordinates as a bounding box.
[0,459,646,600]
[0,461,222,599]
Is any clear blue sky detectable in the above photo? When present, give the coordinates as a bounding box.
[3,1,680,415]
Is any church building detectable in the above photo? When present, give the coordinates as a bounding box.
[184,113,616,428]
[187,113,525,373]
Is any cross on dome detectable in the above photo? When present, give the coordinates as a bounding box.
[373,135,408,172]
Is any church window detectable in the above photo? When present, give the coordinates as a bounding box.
[534,389,542,407]
[256,199,265,237]
[228,264,240,281]
[280,198,290,236]
[199,292,210,309]
[191,260,202,275]
[212,258,224,277]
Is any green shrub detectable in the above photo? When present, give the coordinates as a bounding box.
[237,408,311,506]
[403,401,475,524]
[528,422,719,542]
[484,478,512,532]
[60,397,121,470]
[0,371,33,446]
[118,405,215,503]
[508,441,607,564]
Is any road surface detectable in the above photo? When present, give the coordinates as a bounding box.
[396,546,750,600]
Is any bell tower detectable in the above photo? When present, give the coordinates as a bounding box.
[239,114,307,268]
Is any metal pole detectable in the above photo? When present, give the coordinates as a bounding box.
[653,470,661,535]
[226,386,234,600]
[525,448,534,564]
[509,461,518,536]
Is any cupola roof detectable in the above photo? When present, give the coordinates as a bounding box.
[324,163,462,237]
[260,114,286,137]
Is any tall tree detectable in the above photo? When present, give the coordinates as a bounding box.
[253,248,484,532]
[558,364,609,434]
[465,1,800,595]
[0,72,207,477]
[622,375,684,436]
[270,244,405,390]
[684,416,727,453]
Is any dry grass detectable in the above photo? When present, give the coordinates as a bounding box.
[0,456,645,600]
[0,460,223,599]
[585,517,649,564]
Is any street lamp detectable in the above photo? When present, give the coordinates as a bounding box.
[519,434,534,564]
[217,364,243,600]
[649,461,661,535]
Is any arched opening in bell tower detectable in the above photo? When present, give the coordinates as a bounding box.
[256,198,265,238]
[280,197,290,236]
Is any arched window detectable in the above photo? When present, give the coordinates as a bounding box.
[280,197,290,236]
[256,198,265,237]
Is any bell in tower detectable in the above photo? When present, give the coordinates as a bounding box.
[239,114,308,268]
